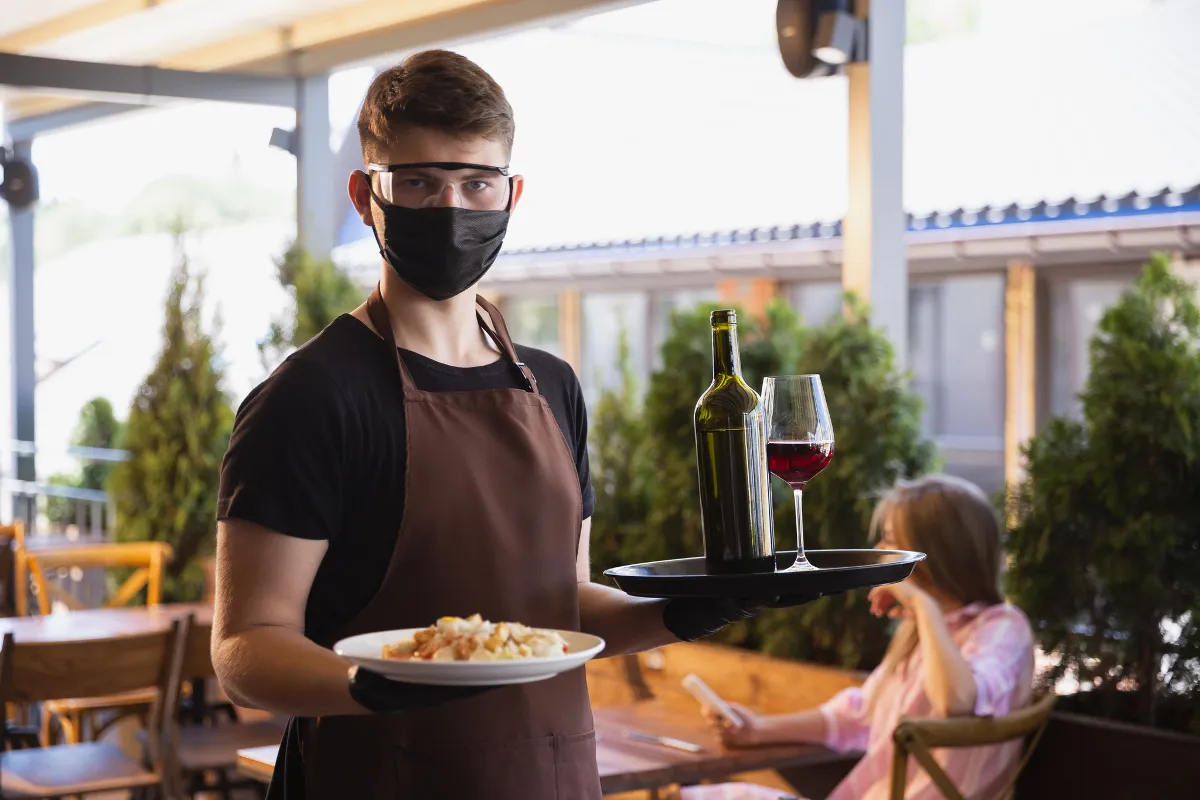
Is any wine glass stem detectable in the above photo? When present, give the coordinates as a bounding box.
[793,488,811,568]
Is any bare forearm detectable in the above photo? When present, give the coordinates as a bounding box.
[913,596,977,716]
[213,626,367,718]
[578,582,674,656]
[755,709,828,746]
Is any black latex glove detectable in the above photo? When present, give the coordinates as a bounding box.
[662,593,822,642]
[765,593,823,609]
[348,665,497,714]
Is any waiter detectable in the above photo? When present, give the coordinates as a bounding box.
[213,50,792,799]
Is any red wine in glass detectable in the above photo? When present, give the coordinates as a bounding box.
[762,376,835,571]
[767,441,835,489]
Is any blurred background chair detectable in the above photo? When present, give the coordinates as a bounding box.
[27,541,172,745]
[890,690,1057,800]
[0,615,191,798]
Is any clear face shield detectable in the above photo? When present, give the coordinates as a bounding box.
[366,161,513,212]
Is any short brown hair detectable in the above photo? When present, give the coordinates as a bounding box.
[356,49,514,163]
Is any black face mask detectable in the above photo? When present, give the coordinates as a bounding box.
[370,187,510,302]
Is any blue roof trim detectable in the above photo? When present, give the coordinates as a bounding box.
[500,184,1200,257]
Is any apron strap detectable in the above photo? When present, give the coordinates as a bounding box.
[476,295,540,396]
[365,285,540,396]
[366,285,417,391]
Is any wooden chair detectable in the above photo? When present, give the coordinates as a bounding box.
[27,541,173,745]
[163,618,284,800]
[0,522,40,751]
[0,615,192,799]
[890,690,1057,800]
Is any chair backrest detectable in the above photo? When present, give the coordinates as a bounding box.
[0,614,193,791]
[0,617,190,705]
[0,522,23,616]
[890,689,1058,800]
[27,540,173,615]
[181,617,216,680]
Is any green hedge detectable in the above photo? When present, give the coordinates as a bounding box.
[590,294,935,670]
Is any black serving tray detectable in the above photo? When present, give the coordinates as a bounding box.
[603,549,924,599]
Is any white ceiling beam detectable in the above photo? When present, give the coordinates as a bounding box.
[0,0,167,52]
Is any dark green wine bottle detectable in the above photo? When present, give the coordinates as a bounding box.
[694,309,775,575]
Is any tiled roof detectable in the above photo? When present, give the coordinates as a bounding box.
[498,184,1200,257]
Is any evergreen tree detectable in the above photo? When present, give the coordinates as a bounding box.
[109,234,233,601]
[46,398,124,528]
[259,242,361,370]
[1007,255,1200,730]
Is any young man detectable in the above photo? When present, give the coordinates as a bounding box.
[213,50,790,799]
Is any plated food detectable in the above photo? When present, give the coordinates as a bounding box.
[382,614,570,662]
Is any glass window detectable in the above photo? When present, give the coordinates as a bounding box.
[1048,276,1133,419]
[580,291,649,405]
[503,295,560,357]
[908,274,1006,493]
[908,283,941,439]
[787,281,843,327]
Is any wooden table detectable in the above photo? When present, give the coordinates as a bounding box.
[238,744,278,784]
[593,702,845,793]
[236,701,845,793]
[0,602,211,643]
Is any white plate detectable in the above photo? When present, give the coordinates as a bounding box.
[334,628,606,686]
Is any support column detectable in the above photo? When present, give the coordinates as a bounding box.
[7,141,37,524]
[1005,260,1037,488]
[843,0,907,366]
[559,289,582,374]
[295,75,336,260]
[716,278,778,321]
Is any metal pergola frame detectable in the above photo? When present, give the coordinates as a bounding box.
[2,52,337,518]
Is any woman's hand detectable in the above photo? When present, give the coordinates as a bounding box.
[867,580,928,619]
[701,702,765,748]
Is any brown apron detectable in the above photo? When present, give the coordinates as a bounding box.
[295,287,600,799]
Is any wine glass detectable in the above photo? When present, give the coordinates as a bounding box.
[761,376,835,571]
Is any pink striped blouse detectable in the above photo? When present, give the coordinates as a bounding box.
[680,602,1035,800]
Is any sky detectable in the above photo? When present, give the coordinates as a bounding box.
[9,0,1162,209]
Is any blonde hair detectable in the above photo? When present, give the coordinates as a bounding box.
[867,474,1005,712]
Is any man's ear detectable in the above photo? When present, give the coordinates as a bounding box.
[349,170,374,225]
[507,175,525,213]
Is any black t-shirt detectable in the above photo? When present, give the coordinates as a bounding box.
[217,314,594,643]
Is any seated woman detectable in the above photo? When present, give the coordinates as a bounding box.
[685,474,1035,800]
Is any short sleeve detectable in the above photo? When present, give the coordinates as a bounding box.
[819,667,883,753]
[217,357,346,541]
[961,605,1035,718]
[569,372,596,519]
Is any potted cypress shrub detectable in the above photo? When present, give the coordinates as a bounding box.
[1007,255,1200,795]
[108,233,233,602]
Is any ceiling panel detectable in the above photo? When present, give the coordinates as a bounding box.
[20,0,367,64]
[0,0,101,39]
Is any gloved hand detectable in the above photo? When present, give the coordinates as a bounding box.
[348,665,497,713]
[662,593,821,642]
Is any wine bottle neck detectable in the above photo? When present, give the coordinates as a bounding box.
[711,323,742,378]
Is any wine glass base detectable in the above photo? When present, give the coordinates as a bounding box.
[779,556,817,572]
